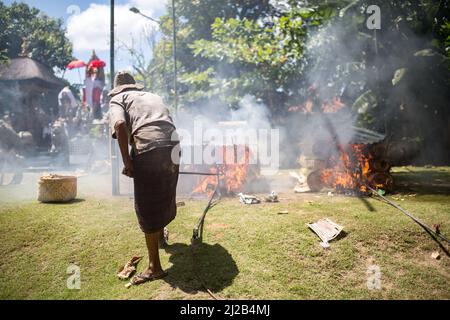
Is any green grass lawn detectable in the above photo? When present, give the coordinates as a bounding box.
[0,167,449,299]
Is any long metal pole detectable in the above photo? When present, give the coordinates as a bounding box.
[172,0,178,112]
[179,171,219,176]
[110,0,119,195]
[368,186,450,244]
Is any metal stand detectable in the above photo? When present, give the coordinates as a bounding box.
[180,170,221,243]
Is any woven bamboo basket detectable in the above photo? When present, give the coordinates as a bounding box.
[38,174,77,203]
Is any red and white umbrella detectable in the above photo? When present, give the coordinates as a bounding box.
[66,60,87,84]
[67,60,86,70]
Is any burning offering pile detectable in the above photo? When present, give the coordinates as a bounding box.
[307,143,394,195]
[191,145,260,196]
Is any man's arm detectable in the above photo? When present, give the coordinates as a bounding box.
[115,120,133,178]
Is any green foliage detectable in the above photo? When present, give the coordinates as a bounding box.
[149,0,280,108]
[352,90,378,127]
[185,17,303,105]
[0,1,73,70]
[441,22,450,59]
[0,50,7,64]
[179,5,333,109]
[147,0,449,123]
[0,2,9,64]
[147,1,367,110]
[301,0,450,132]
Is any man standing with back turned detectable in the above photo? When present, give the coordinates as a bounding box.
[109,71,180,285]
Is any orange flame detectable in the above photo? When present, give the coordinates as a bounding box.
[192,145,251,195]
[322,97,345,113]
[288,97,346,114]
[320,144,371,193]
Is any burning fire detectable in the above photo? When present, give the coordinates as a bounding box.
[192,145,252,196]
[288,97,346,114]
[320,144,371,193]
[322,97,346,113]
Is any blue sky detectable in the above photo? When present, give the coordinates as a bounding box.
[4,0,98,18]
[4,0,167,85]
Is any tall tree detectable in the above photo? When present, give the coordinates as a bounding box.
[149,0,278,108]
[0,2,10,64]
[0,1,73,70]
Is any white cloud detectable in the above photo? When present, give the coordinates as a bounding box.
[67,2,162,52]
[64,1,168,84]
[129,0,167,15]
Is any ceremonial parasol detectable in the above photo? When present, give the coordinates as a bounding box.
[67,60,87,70]
[66,60,87,83]
[89,59,106,69]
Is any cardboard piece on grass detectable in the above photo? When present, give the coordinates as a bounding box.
[307,218,344,248]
